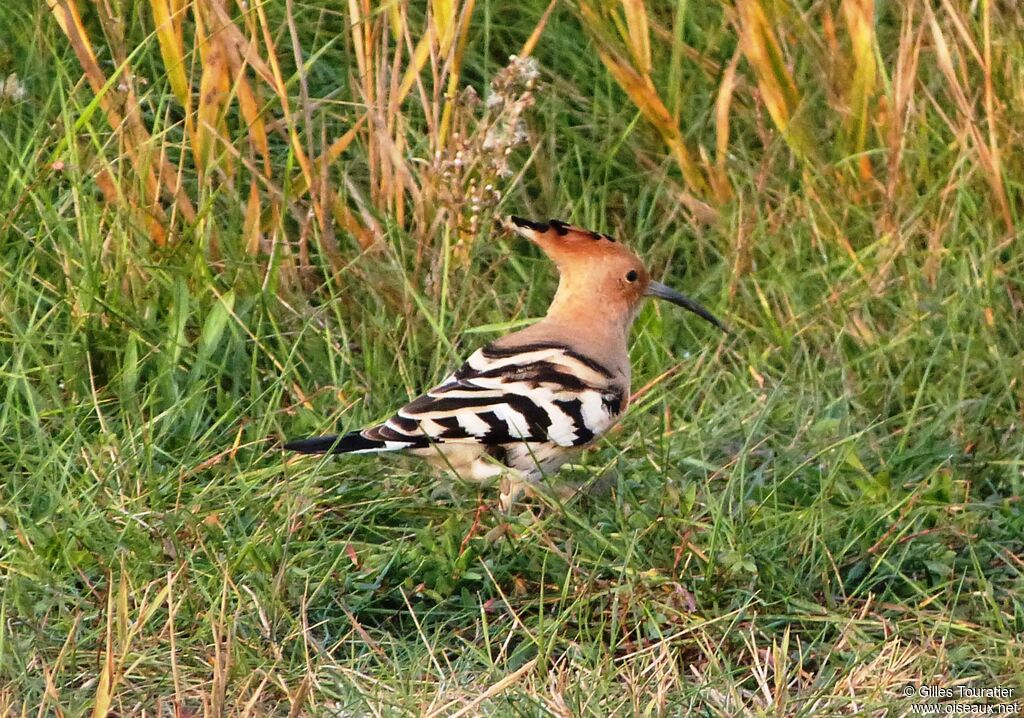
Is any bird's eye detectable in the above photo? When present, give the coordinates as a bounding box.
[625,270,639,282]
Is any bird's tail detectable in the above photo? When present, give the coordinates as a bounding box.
[283,431,392,455]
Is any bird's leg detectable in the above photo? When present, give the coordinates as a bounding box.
[550,482,581,502]
[498,470,531,513]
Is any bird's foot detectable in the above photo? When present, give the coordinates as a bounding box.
[429,479,458,502]
[498,477,582,515]
[498,475,528,514]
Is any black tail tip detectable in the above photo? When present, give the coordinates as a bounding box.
[282,435,342,454]
[283,431,389,454]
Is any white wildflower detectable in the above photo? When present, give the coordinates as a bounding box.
[2,73,27,102]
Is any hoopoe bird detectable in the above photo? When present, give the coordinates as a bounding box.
[285,216,724,508]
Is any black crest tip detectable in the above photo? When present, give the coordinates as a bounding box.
[509,216,550,233]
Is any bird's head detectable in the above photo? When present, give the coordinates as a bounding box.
[506,216,724,331]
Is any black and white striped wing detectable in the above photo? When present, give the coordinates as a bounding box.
[363,342,626,450]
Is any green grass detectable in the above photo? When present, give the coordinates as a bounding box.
[2,1,1024,715]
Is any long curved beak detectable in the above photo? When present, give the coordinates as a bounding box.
[646,281,725,331]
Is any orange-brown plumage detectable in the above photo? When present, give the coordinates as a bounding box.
[498,216,721,386]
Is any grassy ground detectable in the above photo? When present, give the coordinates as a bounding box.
[2,0,1023,715]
